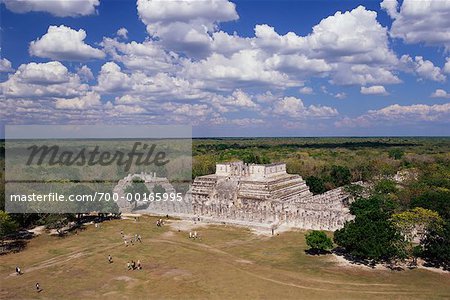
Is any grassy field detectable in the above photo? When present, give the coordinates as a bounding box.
[1,216,449,299]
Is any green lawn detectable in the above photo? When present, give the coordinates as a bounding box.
[1,216,449,299]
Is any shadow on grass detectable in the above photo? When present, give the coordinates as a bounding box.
[423,260,450,272]
[0,240,28,255]
[304,249,332,256]
[0,229,35,255]
[331,247,377,268]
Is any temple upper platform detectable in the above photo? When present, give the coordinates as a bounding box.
[215,161,287,179]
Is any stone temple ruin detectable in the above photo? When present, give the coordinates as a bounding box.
[113,172,191,214]
[116,161,355,231]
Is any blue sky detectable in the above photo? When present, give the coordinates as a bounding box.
[1,0,450,137]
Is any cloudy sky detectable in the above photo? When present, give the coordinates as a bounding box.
[1,0,450,137]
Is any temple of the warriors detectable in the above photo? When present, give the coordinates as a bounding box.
[116,161,355,231]
[187,161,354,231]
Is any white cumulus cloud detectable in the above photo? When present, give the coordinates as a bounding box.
[116,28,128,39]
[430,89,450,99]
[0,61,88,98]
[101,37,177,73]
[299,87,314,95]
[29,25,105,61]
[137,0,238,57]
[77,65,94,81]
[272,96,338,118]
[336,102,450,127]
[2,0,100,17]
[55,91,101,110]
[0,58,14,72]
[413,56,446,82]
[444,57,450,74]
[361,85,388,95]
[381,0,450,50]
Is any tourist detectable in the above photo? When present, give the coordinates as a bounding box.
[36,282,41,292]
[137,260,141,270]
[127,262,131,270]
[189,231,192,238]
[108,255,113,263]
[194,231,198,239]
[137,234,142,243]
[15,266,21,275]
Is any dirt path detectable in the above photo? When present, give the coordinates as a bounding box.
[6,242,123,277]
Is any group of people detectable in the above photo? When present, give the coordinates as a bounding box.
[121,230,142,246]
[189,231,199,239]
[119,231,143,270]
[24,217,174,293]
[156,218,165,227]
[127,260,142,270]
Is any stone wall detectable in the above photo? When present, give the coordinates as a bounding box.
[113,172,193,214]
[114,162,357,231]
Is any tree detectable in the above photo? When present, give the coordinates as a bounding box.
[305,176,326,195]
[389,149,405,160]
[192,155,216,179]
[153,184,166,195]
[349,195,397,217]
[374,179,398,195]
[392,207,444,265]
[411,189,450,220]
[392,207,443,243]
[0,211,18,251]
[354,162,376,181]
[411,189,450,269]
[305,230,333,254]
[67,184,95,219]
[344,183,365,200]
[242,152,270,164]
[334,196,405,262]
[330,165,351,187]
[421,221,450,270]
